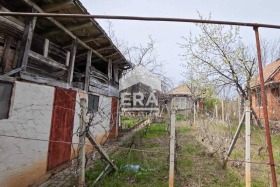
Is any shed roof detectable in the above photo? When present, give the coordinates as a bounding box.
[2,0,131,69]
[250,59,280,88]
[168,85,191,95]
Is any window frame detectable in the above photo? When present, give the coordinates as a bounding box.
[0,80,14,120]
[88,94,100,113]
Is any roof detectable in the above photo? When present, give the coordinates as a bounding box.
[250,59,280,88]
[2,0,131,69]
[168,85,191,95]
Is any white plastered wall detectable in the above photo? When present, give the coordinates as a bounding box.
[0,81,54,187]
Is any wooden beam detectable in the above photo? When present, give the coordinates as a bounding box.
[85,49,92,91]
[42,0,74,12]
[43,22,93,36]
[22,0,108,62]
[0,6,25,29]
[96,45,114,52]
[1,37,12,73]
[86,131,118,171]
[224,113,245,163]
[43,38,49,57]
[4,67,23,76]
[18,14,37,70]
[67,40,77,84]
[113,63,119,83]
[65,51,70,66]
[63,33,104,48]
[20,71,70,89]
[28,50,67,70]
[12,41,21,68]
[108,58,112,81]
[105,52,119,58]
[0,16,24,32]
[0,75,16,82]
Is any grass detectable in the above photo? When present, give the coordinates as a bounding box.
[193,117,280,186]
[121,116,143,129]
[86,119,245,186]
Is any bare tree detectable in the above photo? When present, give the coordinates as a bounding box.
[105,21,174,93]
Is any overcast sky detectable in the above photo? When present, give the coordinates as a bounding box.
[81,0,280,86]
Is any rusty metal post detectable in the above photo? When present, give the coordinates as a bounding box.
[253,27,277,187]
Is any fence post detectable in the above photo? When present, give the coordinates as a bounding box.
[169,109,176,187]
[222,99,224,122]
[78,98,87,187]
[245,100,251,187]
[193,102,196,125]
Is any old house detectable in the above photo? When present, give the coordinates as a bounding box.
[0,1,131,186]
[166,85,193,112]
[250,59,280,121]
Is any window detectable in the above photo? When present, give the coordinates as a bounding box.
[0,82,13,119]
[88,94,99,113]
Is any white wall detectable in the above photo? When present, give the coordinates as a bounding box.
[90,95,112,143]
[72,93,112,152]
[0,81,54,187]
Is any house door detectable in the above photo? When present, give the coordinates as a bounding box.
[47,88,76,171]
[109,97,118,138]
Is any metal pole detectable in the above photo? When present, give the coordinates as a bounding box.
[254,27,277,187]
[1,12,280,29]
[245,100,251,187]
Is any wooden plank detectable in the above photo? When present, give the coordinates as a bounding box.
[44,22,93,36]
[12,41,21,68]
[1,37,12,73]
[88,86,108,96]
[4,67,23,76]
[0,6,25,28]
[28,50,67,70]
[86,131,118,171]
[22,0,109,62]
[108,58,112,81]
[43,38,49,57]
[18,13,37,70]
[0,16,24,32]
[0,75,16,82]
[85,49,92,91]
[67,40,77,84]
[113,64,119,83]
[20,71,70,89]
[42,0,74,12]
[169,110,176,187]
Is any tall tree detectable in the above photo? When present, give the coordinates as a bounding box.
[180,14,261,125]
